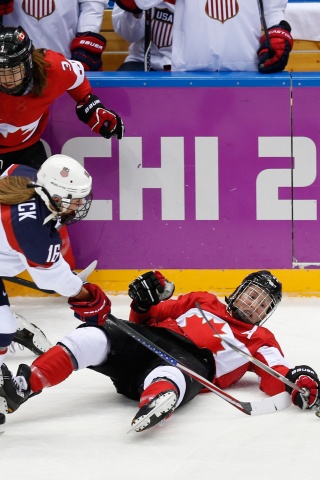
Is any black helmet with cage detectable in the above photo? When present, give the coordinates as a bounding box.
[226,270,282,325]
[0,25,33,96]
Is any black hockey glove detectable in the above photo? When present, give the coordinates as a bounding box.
[76,94,124,140]
[114,0,142,14]
[286,365,320,409]
[258,20,293,74]
[71,31,107,71]
[128,271,175,312]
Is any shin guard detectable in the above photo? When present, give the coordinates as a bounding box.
[30,345,77,392]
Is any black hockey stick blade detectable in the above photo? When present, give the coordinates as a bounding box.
[107,314,291,416]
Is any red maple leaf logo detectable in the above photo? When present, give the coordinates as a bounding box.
[183,314,226,354]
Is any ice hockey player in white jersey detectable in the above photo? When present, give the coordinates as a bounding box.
[0,270,319,433]
[0,154,110,373]
[114,0,293,73]
[112,1,174,71]
[2,0,108,71]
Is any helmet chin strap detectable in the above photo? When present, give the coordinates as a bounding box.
[27,183,61,212]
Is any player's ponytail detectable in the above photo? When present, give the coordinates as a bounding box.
[0,176,35,204]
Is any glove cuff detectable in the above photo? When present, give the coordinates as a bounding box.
[278,20,291,33]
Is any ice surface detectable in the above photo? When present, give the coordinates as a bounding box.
[1,294,320,480]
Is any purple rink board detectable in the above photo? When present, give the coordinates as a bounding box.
[291,79,320,268]
[43,75,293,270]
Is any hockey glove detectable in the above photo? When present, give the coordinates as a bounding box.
[286,365,320,409]
[76,94,124,140]
[128,271,175,312]
[258,20,293,74]
[114,0,142,14]
[68,283,111,326]
[0,0,14,15]
[70,31,107,71]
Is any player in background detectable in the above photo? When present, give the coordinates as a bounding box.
[114,0,293,73]
[1,0,108,72]
[0,25,124,174]
[112,2,174,71]
[0,153,110,415]
[0,270,319,432]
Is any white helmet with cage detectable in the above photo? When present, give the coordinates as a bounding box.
[34,154,92,225]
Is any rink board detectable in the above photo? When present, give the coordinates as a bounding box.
[4,268,320,297]
[8,72,320,296]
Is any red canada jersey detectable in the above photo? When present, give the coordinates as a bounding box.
[129,291,292,396]
[0,50,91,154]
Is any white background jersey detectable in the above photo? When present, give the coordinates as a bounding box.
[135,0,287,71]
[3,0,107,58]
[112,2,174,70]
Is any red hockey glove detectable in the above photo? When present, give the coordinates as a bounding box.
[76,94,124,140]
[0,0,14,15]
[114,0,142,14]
[70,31,107,71]
[68,283,111,326]
[128,271,175,312]
[286,365,320,409]
[258,20,293,74]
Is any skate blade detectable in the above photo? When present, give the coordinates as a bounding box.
[127,391,176,434]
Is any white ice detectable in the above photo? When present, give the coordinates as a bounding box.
[1,294,320,480]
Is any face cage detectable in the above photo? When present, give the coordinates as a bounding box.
[58,193,93,226]
[227,282,276,325]
[0,58,32,96]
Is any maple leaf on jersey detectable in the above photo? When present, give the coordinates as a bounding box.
[183,314,226,354]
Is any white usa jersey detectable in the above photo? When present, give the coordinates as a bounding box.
[112,2,174,70]
[135,0,288,71]
[3,0,107,58]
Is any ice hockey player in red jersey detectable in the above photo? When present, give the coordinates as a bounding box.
[0,25,124,174]
[0,270,319,432]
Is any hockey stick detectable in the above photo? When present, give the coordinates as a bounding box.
[107,314,292,416]
[2,260,98,294]
[195,302,304,394]
[195,302,320,415]
[258,0,274,59]
[144,8,152,71]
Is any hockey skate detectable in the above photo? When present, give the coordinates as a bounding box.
[12,313,52,356]
[130,379,178,433]
[0,363,31,414]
